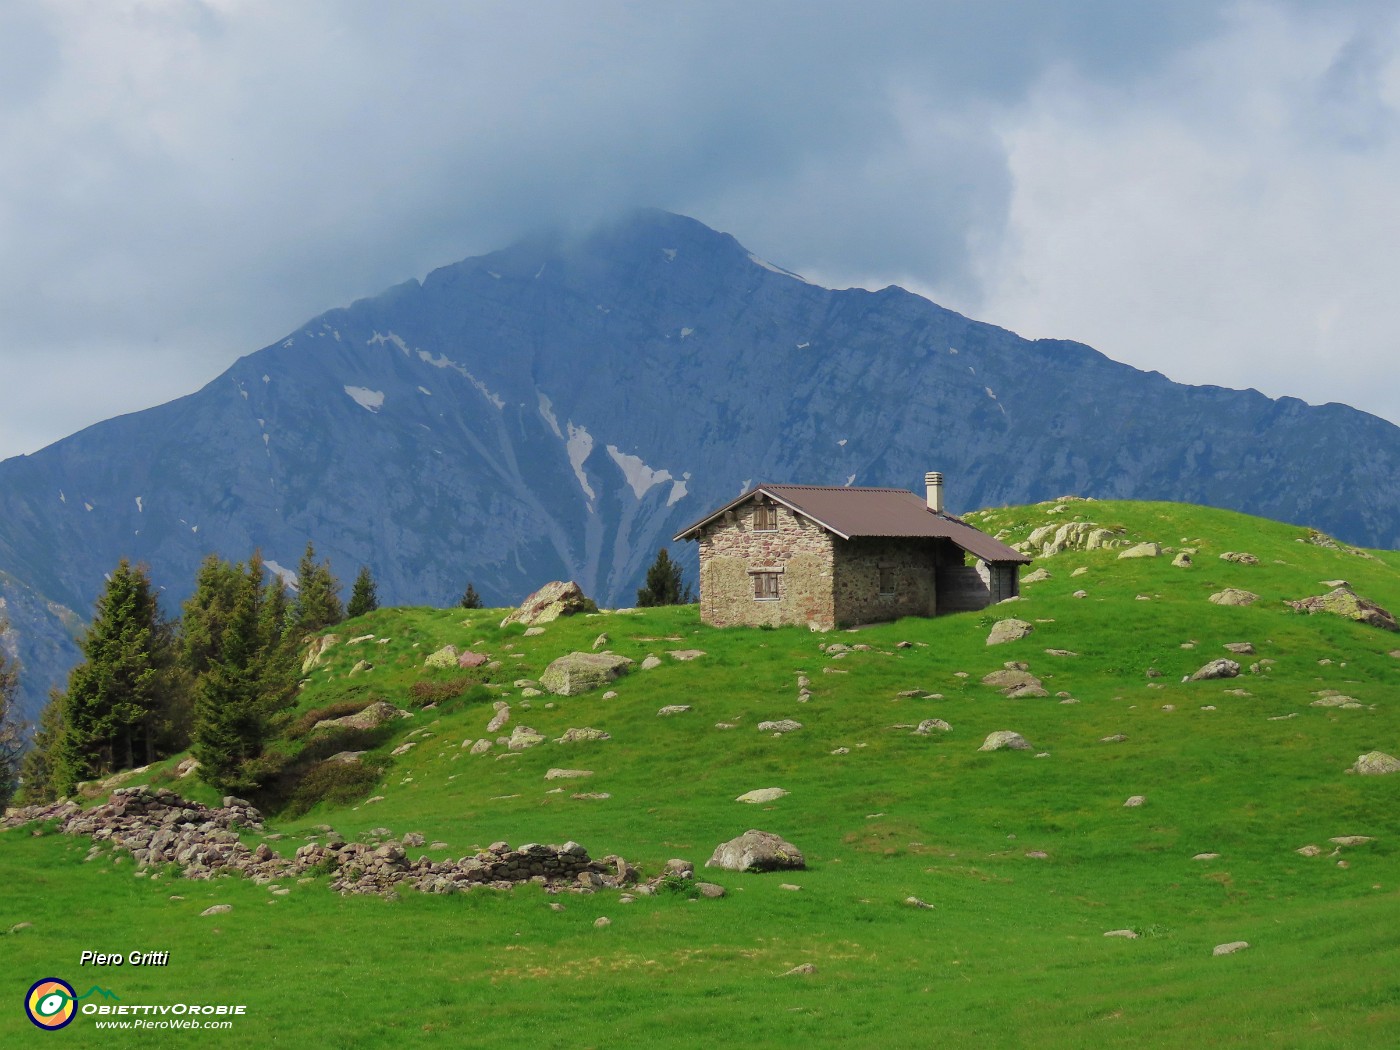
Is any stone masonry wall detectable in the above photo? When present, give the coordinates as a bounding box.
[832,537,938,626]
[697,501,835,629]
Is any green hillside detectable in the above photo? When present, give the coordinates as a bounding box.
[5,499,1400,1048]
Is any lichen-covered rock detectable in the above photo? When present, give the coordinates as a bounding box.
[1219,552,1260,565]
[1213,941,1250,956]
[301,634,340,673]
[424,645,459,669]
[314,700,411,732]
[544,768,593,781]
[981,668,1044,695]
[758,719,802,734]
[736,788,789,804]
[1172,552,1193,568]
[1189,659,1241,681]
[540,652,633,696]
[986,619,1034,645]
[554,727,612,744]
[668,649,707,661]
[913,719,952,735]
[657,705,691,716]
[1021,568,1052,583]
[1209,588,1260,607]
[1350,751,1400,775]
[706,829,805,872]
[1023,521,1122,556]
[1117,542,1161,559]
[1286,587,1398,632]
[499,581,597,628]
[978,731,1031,752]
[507,726,545,751]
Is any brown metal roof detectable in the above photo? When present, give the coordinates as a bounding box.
[674,483,1031,564]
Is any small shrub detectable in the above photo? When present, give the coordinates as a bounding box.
[283,758,385,818]
[407,677,473,706]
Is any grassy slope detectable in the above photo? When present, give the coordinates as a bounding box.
[3,499,1399,1048]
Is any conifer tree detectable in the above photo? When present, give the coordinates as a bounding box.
[52,560,173,792]
[636,548,693,607]
[292,542,344,635]
[188,554,297,793]
[0,629,20,811]
[346,566,379,619]
[460,582,483,609]
[16,689,62,805]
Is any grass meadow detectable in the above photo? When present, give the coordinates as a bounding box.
[3,500,1399,1047]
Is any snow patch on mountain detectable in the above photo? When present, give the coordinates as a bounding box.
[747,253,808,283]
[566,423,596,503]
[537,392,563,439]
[367,331,410,354]
[264,560,298,589]
[606,446,677,501]
[345,386,385,413]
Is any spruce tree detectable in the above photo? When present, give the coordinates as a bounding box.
[460,582,483,609]
[0,629,20,811]
[186,554,298,793]
[636,548,693,607]
[52,560,172,792]
[16,689,62,805]
[346,566,379,619]
[292,542,344,635]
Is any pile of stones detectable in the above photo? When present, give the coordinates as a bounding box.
[1,786,643,899]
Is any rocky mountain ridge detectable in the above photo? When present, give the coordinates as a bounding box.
[3,208,1400,725]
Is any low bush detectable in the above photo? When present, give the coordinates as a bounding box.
[283,758,385,818]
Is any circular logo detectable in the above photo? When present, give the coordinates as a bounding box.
[25,978,77,1030]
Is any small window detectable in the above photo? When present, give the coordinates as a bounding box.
[879,567,896,595]
[754,504,778,531]
[753,572,781,600]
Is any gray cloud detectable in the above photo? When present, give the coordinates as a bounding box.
[2,1,1397,459]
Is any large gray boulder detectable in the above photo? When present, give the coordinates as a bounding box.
[986,619,1034,646]
[500,581,598,628]
[706,830,805,872]
[1189,659,1241,682]
[540,652,633,696]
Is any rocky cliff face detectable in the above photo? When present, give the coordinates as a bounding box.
[3,208,1400,725]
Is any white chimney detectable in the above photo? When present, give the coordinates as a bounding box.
[925,471,944,514]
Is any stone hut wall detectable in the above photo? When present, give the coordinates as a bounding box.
[697,501,835,629]
[832,537,938,626]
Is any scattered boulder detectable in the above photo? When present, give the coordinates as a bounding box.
[1286,587,1398,632]
[1219,552,1259,565]
[913,719,951,735]
[986,619,1034,645]
[544,769,594,781]
[657,705,691,717]
[706,830,806,872]
[1172,553,1193,568]
[1117,542,1161,559]
[978,731,1031,752]
[1104,929,1139,939]
[1022,568,1052,584]
[325,751,365,765]
[906,896,935,910]
[736,788,789,804]
[540,652,633,696]
[1310,695,1362,709]
[1350,751,1400,775]
[668,649,707,661]
[1213,941,1250,956]
[523,627,546,637]
[424,645,459,669]
[499,581,597,628]
[1022,521,1121,556]
[591,633,609,650]
[200,905,232,917]
[507,726,545,751]
[1209,589,1260,607]
[758,719,802,734]
[1123,795,1146,808]
[486,705,510,734]
[782,964,817,977]
[554,727,612,744]
[457,650,488,668]
[1223,642,1255,655]
[301,634,339,673]
[1189,659,1241,681]
[640,655,663,671]
[314,700,411,732]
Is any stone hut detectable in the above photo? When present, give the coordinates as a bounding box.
[673,473,1030,630]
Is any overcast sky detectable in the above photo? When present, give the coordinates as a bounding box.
[3,0,1399,460]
